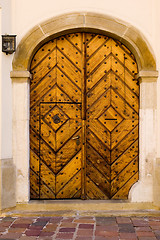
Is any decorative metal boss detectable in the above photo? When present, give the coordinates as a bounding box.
[2,35,16,54]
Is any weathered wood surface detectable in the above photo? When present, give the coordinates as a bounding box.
[30,33,139,199]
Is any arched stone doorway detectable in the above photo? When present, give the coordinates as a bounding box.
[11,12,158,203]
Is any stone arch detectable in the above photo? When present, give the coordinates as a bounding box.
[11,12,158,203]
[12,12,156,72]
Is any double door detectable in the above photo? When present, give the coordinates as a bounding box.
[30,32,139,199]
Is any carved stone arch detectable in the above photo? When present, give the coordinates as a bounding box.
[10,12,158,203]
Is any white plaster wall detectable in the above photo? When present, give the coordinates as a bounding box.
[0,0,13,159]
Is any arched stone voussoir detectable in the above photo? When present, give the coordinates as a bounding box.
[12,12,157,72]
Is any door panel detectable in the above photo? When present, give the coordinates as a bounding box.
[30,32,139,200]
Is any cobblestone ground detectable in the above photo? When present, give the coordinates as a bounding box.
[0,216,160,239]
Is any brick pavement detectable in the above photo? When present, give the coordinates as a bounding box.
[0,216,160,239]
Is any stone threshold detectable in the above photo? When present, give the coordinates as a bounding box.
[1,200,160,217]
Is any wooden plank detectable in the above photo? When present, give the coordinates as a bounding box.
[86,58,111,91]
[31,49,57,91]
[57,50,82,88]
[86,130,110,164]
[111,157,138,197]
[56,119,81,151]
[111,120,138,149]
[87,89,110,118]
[65,33,82,52]
[111,89,139,120]
[57,35,82,69]
[30,169,39,198]
[112,172,138,199]
[111,126,138,162]
[87,34,109,59]
[30,68,57,108]
[56,171,81,199]
[86,144,110,182]
[111,72,139,113]
[111,39,138,75]
[56,151,81,193]
[57,68,81,103]
[86,73,111,109]
[56,128,81,173]
[111,140,138,180]
[40,163,56,193]
[86,161,110,197]
[86,177,109,200]
[31,40,56,70]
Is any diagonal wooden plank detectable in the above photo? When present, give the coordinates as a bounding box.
[30,67,57,108]
[57,35,82,69]
[56,129,81,173]
[111,157,138,197]
[30,169,39,198]
[57,68,81,103]
[86,34,109,60]
[86,161,110,196]
[86,72,111,108]
[111,88,138,120]
[86,177,109,200]
[56,151,81,193]
[87,120,110,149]
[111,140,138,181]
[65,33,82,53]
[31,40,56,70]
[111,126,138,162]
[56,171,81,199]
[111,172,138,199]
[31,49,57,91]
[57,50,82,88]
[111,120,138,149]
[111,71,139,113]
[86,130,110,165]
[40,162,56,193]
[87,88,110,117]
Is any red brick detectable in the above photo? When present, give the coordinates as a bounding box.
[74,219,95,224]
[77,229,93,236]
[116,217,131,224]
[60,222,77,228]
[119,232,137,239]
[39,231,55,236]
[8,227,26,233]
[56,232,74,239]
[136,231,155,237]
[19,237,37,240]
[138,237,157,240]
[25,229,41,236]
[95,230,118,237]
[59,227,75,232]
[79,224,94,229]
[76,237,93,240]
[135,227,151,232]
[0,232,22,239]
[11,223,30,228]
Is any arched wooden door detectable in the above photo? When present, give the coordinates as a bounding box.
[30,33,139,200]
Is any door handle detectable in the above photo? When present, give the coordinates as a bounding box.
[72,136,80,140]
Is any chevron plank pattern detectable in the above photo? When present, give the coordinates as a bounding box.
[86,33,139,199]
[30,34,83,199]
[30,33,139,200]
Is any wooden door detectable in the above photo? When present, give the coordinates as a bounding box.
[30,33,139,200]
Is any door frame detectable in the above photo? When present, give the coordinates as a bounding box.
[11,12,158,203]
